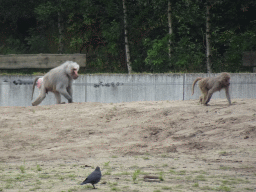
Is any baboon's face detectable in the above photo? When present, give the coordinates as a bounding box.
[71,68,79,79]
[224,77,230,87]
[221,73,230,87]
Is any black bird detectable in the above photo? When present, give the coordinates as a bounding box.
[80,166,102,189]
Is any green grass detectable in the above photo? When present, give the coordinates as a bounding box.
[220,166,231,170]
[105,171,111,175]
[38,173,51,179]
[0,154,254,192]
[132,169,141,183]
[162,186,172,190]
[192,183,199,187]
[159,171,164,181]
[104,161,110,167]
[19,165,25,173]
[195,175,207,181]
[36,164,42,172]
[217,185,231,191]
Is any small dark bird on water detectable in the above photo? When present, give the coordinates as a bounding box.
[80,166,101,189]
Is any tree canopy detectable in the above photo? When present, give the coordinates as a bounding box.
[0,0,255,73]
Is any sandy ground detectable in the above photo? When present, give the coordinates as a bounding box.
[0,99,256,192]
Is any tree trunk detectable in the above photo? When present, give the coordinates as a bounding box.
[168,0,172,67]
[58,9,64,54]
[206,3,212,73]
[122,0,132,74]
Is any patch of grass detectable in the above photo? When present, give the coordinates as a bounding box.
[81,185,93,189]
[169,170,176,174]
[38,173,51,179]
[36,164,42,172]
[159,172,164,181]
[115,171,129,176]
[59,176,64,181]
[104,161,110,167]
[184,176,192,181]
[15,173,34,181]
[191,170,207,174]
[5,183,14,189]
[195,175,207,181]
[217,185,231,192]
[153,190,161,192]
[67,186,79,191]
[143,156,149,160]
[29,186,41,191]
[222,180,235,185]
[68,174,76,180]
[177,170,186,175]
[129,165,140,169]
[161,154,169,158]
[111,187,120,191]
[111,155,118,158]
[105,171,111,175]
[109,182,118,187]
[175,184,183,188]
[162,164,168,167]
[201,186,214,190]
[192,183,199,187]
[19,165,25,173]
[220,166,231,170]
[162,186,172,190]
[132,169,141,183]
[35,179,42,185]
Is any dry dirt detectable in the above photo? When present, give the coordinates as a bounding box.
[0,99,256,192]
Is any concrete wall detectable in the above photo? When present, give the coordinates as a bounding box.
[0,73,255,107]
[0,54,86,69]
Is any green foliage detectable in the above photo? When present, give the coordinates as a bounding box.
[34,1,56,21]
[25,29,50,53]
[171,36,205,72]
[0,36,27,54]
[219,30,256,72]
[144,35,170,72]
[0,0,256,73]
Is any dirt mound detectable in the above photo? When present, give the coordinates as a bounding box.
[0,99,255,162]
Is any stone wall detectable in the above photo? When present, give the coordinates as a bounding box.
[0,73,255,106]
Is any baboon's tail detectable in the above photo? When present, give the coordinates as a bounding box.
[191,77,203,95]
[31,77,40,100]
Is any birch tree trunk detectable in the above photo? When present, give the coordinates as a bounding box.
[168,0,173,67]
[122,0,132,74]
[58,6,64,54]
[206,3,212,73]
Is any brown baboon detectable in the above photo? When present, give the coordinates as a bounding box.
[192,72,231,105]
[31,61,80,106]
